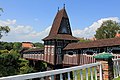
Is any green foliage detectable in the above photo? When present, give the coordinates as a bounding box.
[114,77,120,80]
[0,51,20,77]
[79,38,91,42]
[33,42,44,48]
[0,42,21,51]
[13,42,22,52]
[0,26,10,39]
[0,8,3,16]
[0,8,10,38]
[35,61,47,72]
[0,8,3,12]
[94,20,120,39]
[72,68,96,80]
[19,58,33,74]
[0,49,9,54]
[0,41,46,77]
[0,50,33,77]
[3,42,13,51]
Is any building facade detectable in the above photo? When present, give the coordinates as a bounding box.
[23,7,120,68]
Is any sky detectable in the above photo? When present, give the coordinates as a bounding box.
[0,0,120,42]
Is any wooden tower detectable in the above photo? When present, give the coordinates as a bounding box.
[43,7,78,69]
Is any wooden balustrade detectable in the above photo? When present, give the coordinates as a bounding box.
[63,54,96,66]
[23,51,120,68]
[63,54,78,65]
[23,53,54,65]
[113,54,120,59]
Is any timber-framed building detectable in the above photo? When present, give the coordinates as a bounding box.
[23,7,120,68]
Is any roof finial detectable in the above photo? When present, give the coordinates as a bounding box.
[63,4,65,9]
[58,7,59,12]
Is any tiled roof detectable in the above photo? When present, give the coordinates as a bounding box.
[43,8,78,41]
[43,34,78,41]
[22,42,34,48]
[64,38,120,50]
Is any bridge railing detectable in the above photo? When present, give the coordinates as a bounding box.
[113,58,120,79]
[23,54,54,65]
[63,54,78,65]
[0,62,102,80]
[63,54,96,66]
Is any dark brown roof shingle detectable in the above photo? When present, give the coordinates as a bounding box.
[43,34,78,41]
[43,8,78,41]
[64,38,120,50]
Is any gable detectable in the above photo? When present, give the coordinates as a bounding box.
[58,17,72,35]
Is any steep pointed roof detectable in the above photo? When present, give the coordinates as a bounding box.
[49,8,68,36]
[43,8,78,41]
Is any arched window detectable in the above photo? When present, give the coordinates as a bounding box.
[67,51,74,55]
[86,51,94,55]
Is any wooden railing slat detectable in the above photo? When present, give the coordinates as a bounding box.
[80,69,83,80]
[67,72,71,80]
[74,70,77,80]
[86,68,88,80]
[90,67,93,80]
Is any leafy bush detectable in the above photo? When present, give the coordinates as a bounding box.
[0,52,20,76]
[19,58,33,74]
[0,50,33,77]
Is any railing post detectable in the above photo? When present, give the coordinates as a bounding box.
[99,63,102,80]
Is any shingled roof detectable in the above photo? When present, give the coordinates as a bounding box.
[43,8,78,41]
[43,34,78,40]
[64,38,120,50]
[23,48,44,53]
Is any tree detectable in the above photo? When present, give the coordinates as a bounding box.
[18,58,33,74]
[0,51,20,76]
[3,42,13,51]
[0,8,3,16]
[13,42,22,51]
[94,20,120,39]
[0,26,10,39]
[34,42,44,48]
[0,8,10,39]
[0,50,34,77]
[79,38,91,42]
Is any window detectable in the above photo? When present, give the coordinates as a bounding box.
[57,48,61,54]
[68,52,73,55]
[44,47,47,54]
[51,47,54,54]
[48,47,50,53]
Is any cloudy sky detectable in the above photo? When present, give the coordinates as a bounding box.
[0,0,120,42]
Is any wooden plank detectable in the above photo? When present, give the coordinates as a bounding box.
[86,68,88,80]
[67,72,71,80]
[80,69,83,80]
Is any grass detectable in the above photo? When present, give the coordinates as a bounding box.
[113,77,120,80]
[72,68,120,80]
[72,67,96,80]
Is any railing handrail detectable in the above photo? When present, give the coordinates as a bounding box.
[0,62,101,80]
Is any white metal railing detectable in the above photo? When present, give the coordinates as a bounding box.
[0,62,102,80]
[113,58,120,79]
